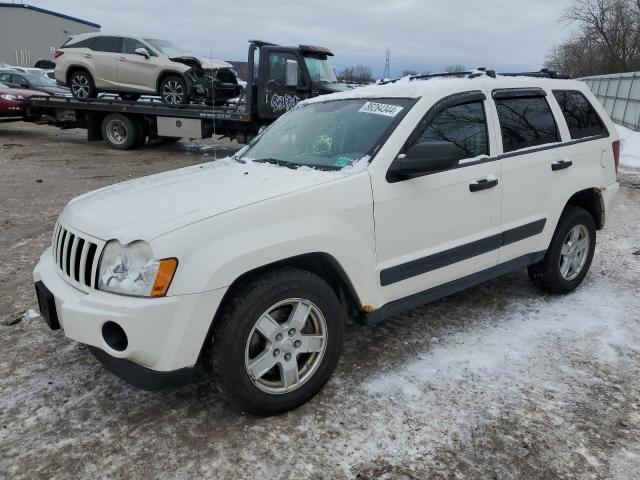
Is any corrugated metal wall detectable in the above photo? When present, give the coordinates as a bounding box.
[582,72,640,131]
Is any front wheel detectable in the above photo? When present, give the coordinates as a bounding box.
[204,268,344,415]
[528,207,596,294]
[159,75,189,104]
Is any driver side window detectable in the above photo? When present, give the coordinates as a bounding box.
[268,52,303,86]
[412,101,489,164]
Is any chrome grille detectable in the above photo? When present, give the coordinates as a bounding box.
[52,221,103,291]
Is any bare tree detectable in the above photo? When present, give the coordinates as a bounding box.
[545,0,640,76]
[445,64,467,73]
[337,64,373,84]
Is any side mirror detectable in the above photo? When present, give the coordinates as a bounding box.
[134,47,150,59]
[20,83,30,89]
[285,59,299,87]
[388,141,462,181]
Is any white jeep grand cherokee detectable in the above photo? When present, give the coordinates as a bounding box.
[33,73,619,414]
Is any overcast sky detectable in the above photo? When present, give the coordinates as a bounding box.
[31,0,575,77]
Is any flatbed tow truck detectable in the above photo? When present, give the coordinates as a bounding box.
[25,40,348,150]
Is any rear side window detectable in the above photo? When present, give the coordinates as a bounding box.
[414,101,489,162]
[62,37,94,49]
[91,36,121,53]
[553,90,606,139]
[495,96,558,152]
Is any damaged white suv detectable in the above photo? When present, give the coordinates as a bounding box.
[34,72,619,414]
[54,33,243,104]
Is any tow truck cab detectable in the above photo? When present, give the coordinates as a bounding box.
[247,40,348,120]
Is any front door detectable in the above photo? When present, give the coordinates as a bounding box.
[372,93,503,305]
[258,51,309,119]
[116,37,157,93]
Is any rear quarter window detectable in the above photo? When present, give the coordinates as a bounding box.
[495,96,559,153]
[553,90,607,140]
[61,37,94,49]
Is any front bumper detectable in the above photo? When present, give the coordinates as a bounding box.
[33,248,227,385]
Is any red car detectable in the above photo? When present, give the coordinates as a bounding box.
[0,81,48,117]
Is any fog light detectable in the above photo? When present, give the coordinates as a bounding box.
[102,321,128,352]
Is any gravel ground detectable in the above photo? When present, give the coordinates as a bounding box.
[1,122,639,479]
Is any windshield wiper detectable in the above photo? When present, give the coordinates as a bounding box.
[250,158,300,169]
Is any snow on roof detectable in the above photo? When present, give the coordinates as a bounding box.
[302,74,583,105]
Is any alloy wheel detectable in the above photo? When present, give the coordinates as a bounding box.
[244,298,327,394]
[559,224,590,281]
[162,80,184,104]
[71,74,90,98]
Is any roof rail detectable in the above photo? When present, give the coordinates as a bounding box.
[498,68,570,79]
[379,68,569,85]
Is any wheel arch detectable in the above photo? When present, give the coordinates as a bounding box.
[155,69,188,92]
[66,65,93,86]
[196,252,365,364]
[563,187,605,230]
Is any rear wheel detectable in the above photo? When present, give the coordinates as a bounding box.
[528,207,596,294]
[204,268,344,415]
[101,113,140,150]
[69,70,96,99]
[159,75,189,104]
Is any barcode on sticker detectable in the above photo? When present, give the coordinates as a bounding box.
[359,102,404,117]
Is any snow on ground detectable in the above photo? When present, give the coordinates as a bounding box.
[616,124,640,168]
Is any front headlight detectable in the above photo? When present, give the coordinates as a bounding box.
[98,240,177,297]
[0,94,18,101]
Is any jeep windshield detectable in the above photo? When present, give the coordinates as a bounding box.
[143,38,189,56]
[237,98,415,170]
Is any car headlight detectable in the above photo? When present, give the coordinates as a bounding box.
[98,240,177,297]
[0,94,18,101]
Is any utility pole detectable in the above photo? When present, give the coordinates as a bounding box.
[383,47,391,79]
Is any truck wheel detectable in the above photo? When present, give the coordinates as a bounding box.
[204,268,345,415]
[528,207,596,294]
[159,76,189,104]
[69,70,96,99]
[101,113,140,150]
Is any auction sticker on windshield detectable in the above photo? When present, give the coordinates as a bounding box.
[358,102,404,117]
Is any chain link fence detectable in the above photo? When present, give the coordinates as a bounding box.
[581,72,640,131]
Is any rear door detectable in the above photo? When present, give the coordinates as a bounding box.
[372,91,503,305]
[492,89,564,263]
[116,37,157,92]
[86,36,120,89]
[258,50,310,119]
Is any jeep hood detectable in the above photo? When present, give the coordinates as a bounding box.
[61,159,347,243]
[169,55,231,70]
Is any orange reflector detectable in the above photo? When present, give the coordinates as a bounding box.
[151,258,178,297]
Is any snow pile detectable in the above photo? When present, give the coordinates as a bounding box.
[616,124,640,168]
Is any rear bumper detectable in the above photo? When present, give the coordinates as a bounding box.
[33,248,227,376]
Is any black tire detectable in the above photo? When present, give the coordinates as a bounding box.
[69,69,97,99]
[120,92,141,102]
[204,268,345,415]
[528,207,596,294]
[101,113,140,150]
[159,75,190,104]
[135,117,149,148]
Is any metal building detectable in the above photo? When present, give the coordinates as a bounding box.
[0,3,100,67]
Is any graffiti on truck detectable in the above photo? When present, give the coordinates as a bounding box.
[270,93,300,112]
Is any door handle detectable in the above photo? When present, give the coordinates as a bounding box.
[552,159,573,171]
[469,176,499,192]
[118,57,127,61]
[83,54,92,58]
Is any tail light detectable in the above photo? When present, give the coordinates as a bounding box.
[53,50,64,59]
[612,140,620,172]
